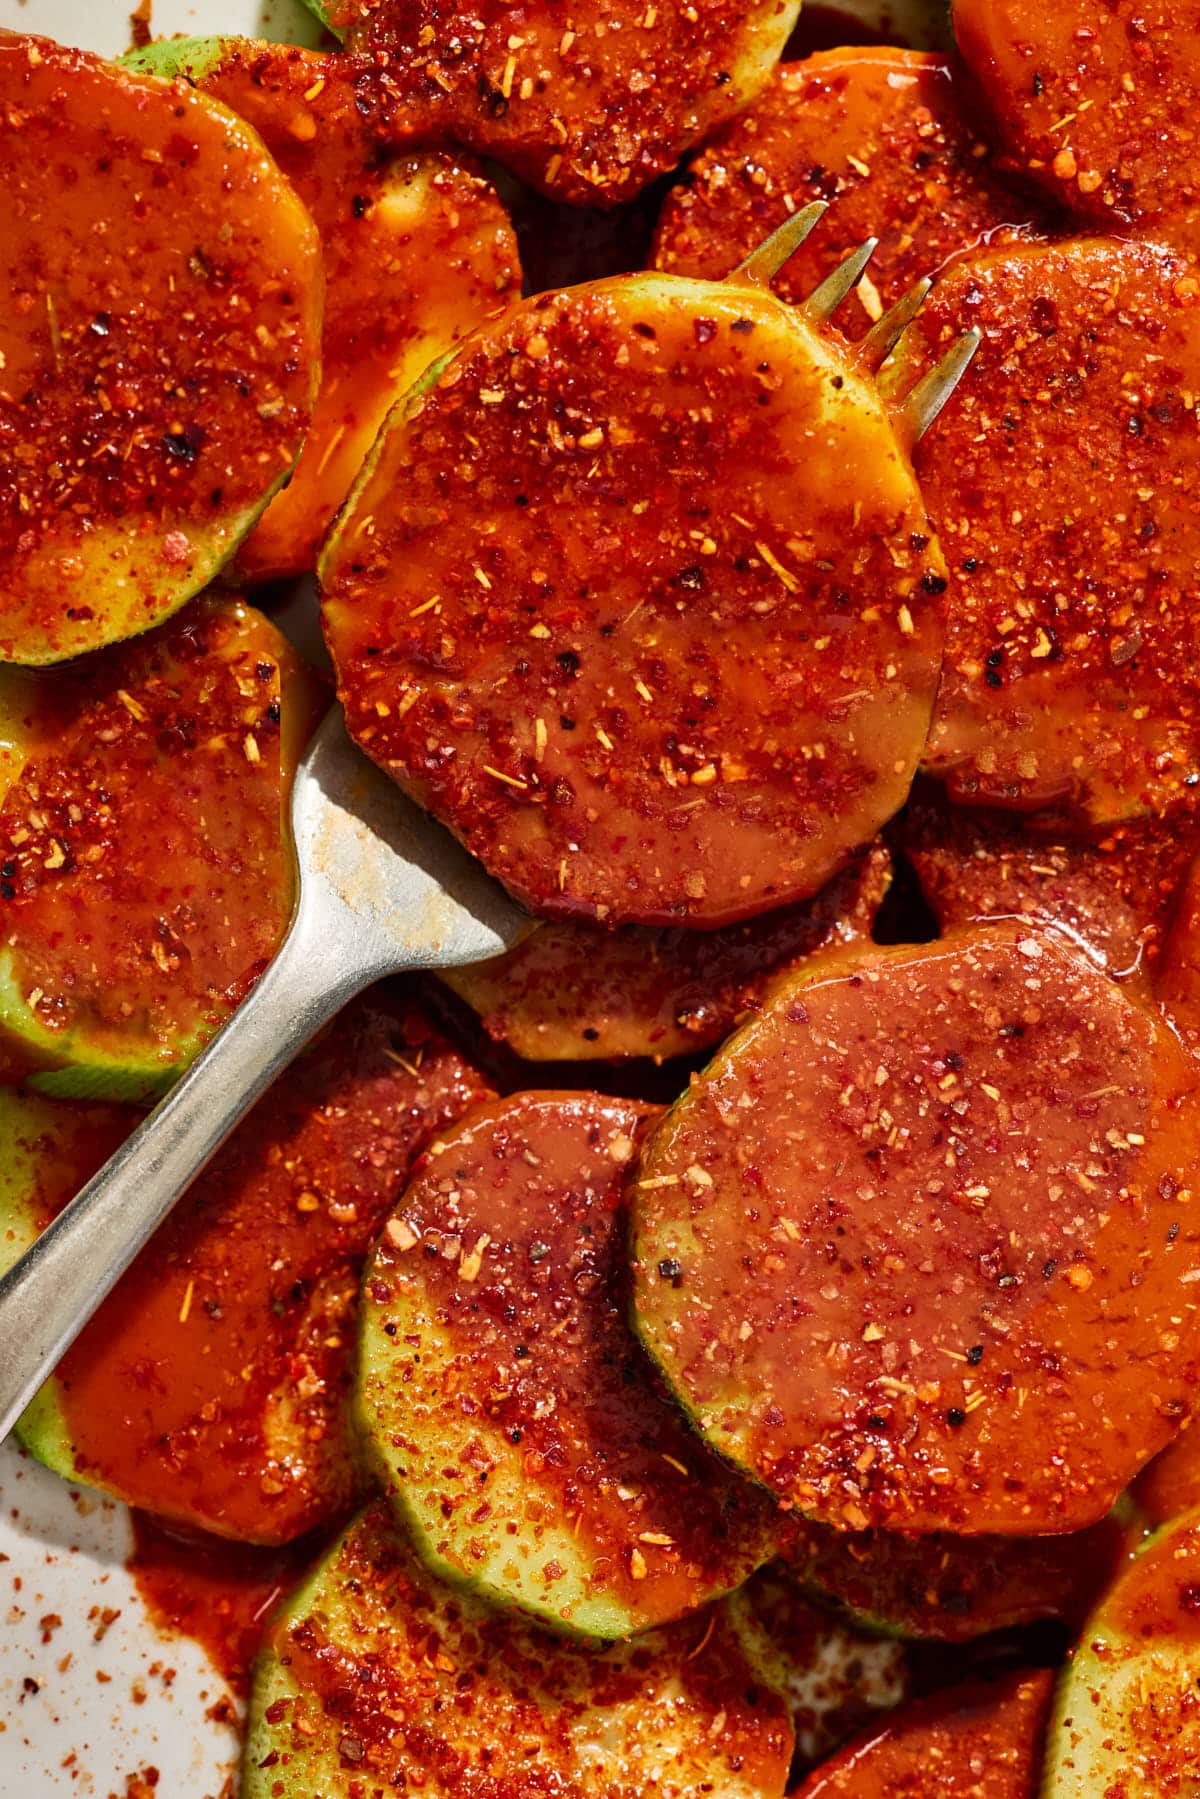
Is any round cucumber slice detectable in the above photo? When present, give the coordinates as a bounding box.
[953,0,1200,245]
[1,995,491,1545]
[1044,1507,1200,1796]
[0,33,322,663]
[125,38,522,584]
[795,1668,1054,1797]
[0,597,323,1102]
[321,271,947,929]
[439,843,891,1062]
[779,1502,1140,1643]
[326,0,800,206]
[901,238,1200,824]
[631,921,1200,1534]
[356,1091,776,1638]
[902,779,1197,996]
[243,1502,795,1798]
[653,50,1044,336]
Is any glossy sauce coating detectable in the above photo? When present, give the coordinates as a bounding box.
[795,1669,1053,1797]
[441,841,889,1061]
[632,922,1200,1533]
[1134,1424,1200,1530]
[905,237,1200,824]
[0,598,318,1095]
[0,35,321,663]
[246,1503,795,1799]
[653,51,1046,338]
[1046,1512,1200,1797]
[0,1087,137,1270]
[779,1504,1134,1642]
[168,40,521,582]
[39,991,492,1542]
[954,0,1200,255]
[359,1091,774,1635]
[902,781,1198,993]
[330,0,800,206]
[322,275,946,928]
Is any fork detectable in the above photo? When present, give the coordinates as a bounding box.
[0,213,978,1444]
[731,198,983,441]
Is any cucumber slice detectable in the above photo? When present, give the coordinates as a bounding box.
[952,0,1200,243]
[356,1091,775,1638]
[243,1502,795,1798]
[653,50,1039,337]
[780,1500,1141,1642]
[2,993,491,1544]
[0,597,323,1101]
[0,34,321,663]
[902,778,1196,996]
[329,0,800,206]
[631,921,1200,1534]
[321,272,947,929]
[794,1668,1054,1797]
[0,1087,138,1496]
[125,38,522,584]
[439,843,891,1062]
[898,237,1200,825]
[727,1566,908,1766]
[0,1088,135,1279]
[1043,1507,1200,1797]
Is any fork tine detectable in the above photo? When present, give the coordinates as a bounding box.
[727,201,829,288]
[801,238,879,322]
[858,276,933,372]
[897,328,982,445]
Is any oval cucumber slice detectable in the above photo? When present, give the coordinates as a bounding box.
[356,1090,776,1639]
[1044,1506,1200,1797]
[0,597,323,1101]
[439,844,891,1062]
[320,272,947,929]
[0,34,321,662]
[124,37,523,584]
[631,922,1200,1534]
[244,1502,795,1798]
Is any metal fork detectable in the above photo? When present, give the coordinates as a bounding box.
[0,212,977,1443]
[730,198,982,444]
[0,712,528,1441]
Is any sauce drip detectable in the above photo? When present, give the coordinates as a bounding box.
[129,1512,322,1698]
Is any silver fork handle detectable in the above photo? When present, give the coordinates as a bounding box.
[0,899,377,1444]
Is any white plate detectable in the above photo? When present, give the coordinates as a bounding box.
[5,0,320,60]
[0,0,945,1789]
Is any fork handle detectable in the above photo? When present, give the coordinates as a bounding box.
[0,901,374,1445]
